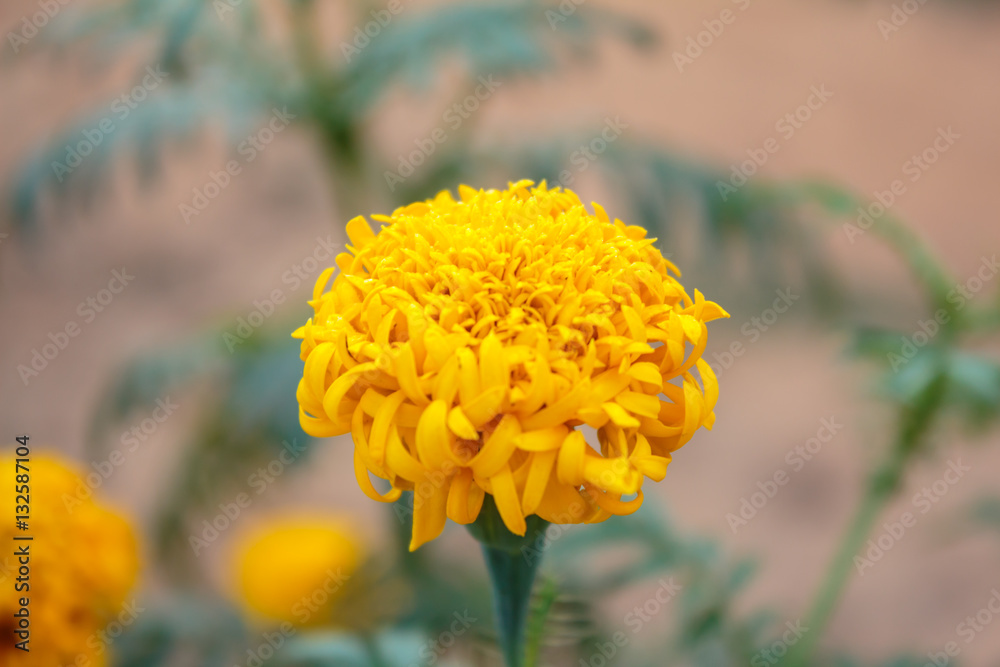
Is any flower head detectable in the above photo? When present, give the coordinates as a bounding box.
[235,517,362,625]
[294,181,728,549]
[0,454,138,667]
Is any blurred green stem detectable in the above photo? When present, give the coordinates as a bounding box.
[362,633,389,667]
[965,306,1000,332]
[524,578,559,667]
[781,181,969,665]
[289,0,369,218]
[787,371,947,666]
[800,182,957,313]
[290,0,324,77]
[868,214,956,313]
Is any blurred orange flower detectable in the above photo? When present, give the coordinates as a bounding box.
[0,454,139,667]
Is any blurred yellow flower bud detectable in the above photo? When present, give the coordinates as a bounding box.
[234,517,363,626]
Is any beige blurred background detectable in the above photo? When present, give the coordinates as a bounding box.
[2,0,999,664]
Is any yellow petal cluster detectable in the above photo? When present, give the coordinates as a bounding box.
[0,454,138,667]
[235,517,362,625]
[294,181,728,550]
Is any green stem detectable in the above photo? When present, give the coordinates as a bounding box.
[965,305,1000,332]
[796,182,957,313]
[482,544,539,667]
[468,496,549,667]
[867,213,956,314]
[787,372,947,666]
[784,456,900,666]
[362,633,389,667]
[290,0,371,220]
[290,0,323,78]
[783,177,960,667]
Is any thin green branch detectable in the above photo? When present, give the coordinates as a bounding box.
[787,370,948,666]
[792,182,958,314]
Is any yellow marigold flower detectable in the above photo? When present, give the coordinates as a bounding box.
[293,181,728,550]
[0,454,139,667]
[234,517,362,625]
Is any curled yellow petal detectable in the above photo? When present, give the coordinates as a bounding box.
[395,345,429,406]
[556,430,587,487]
[522,450,557,515]
[300,406,346,437]
[491,466,526,536]
[584,485,644,516]
[409,473,450,551]
[353,450,402,504]
[602,402,641,429]
[386,426,427,482]
[417,400,460,469]
[516,425,570,452]
[346,215,375,247]
[447,468,485,525]
[447,406,480,441]
[368,390,406,466]
[471,414,521,479]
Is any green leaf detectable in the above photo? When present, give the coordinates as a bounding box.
[89,335,223,442]
[883,347,944,405]
[273,633,370,667]
[9,76,278,229]
[339,1,652,118]
[274,631,428,667]
[970,495,1000,531]
[111,594,247,667]
[849,327,908,361]
[945,352,1000,425]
